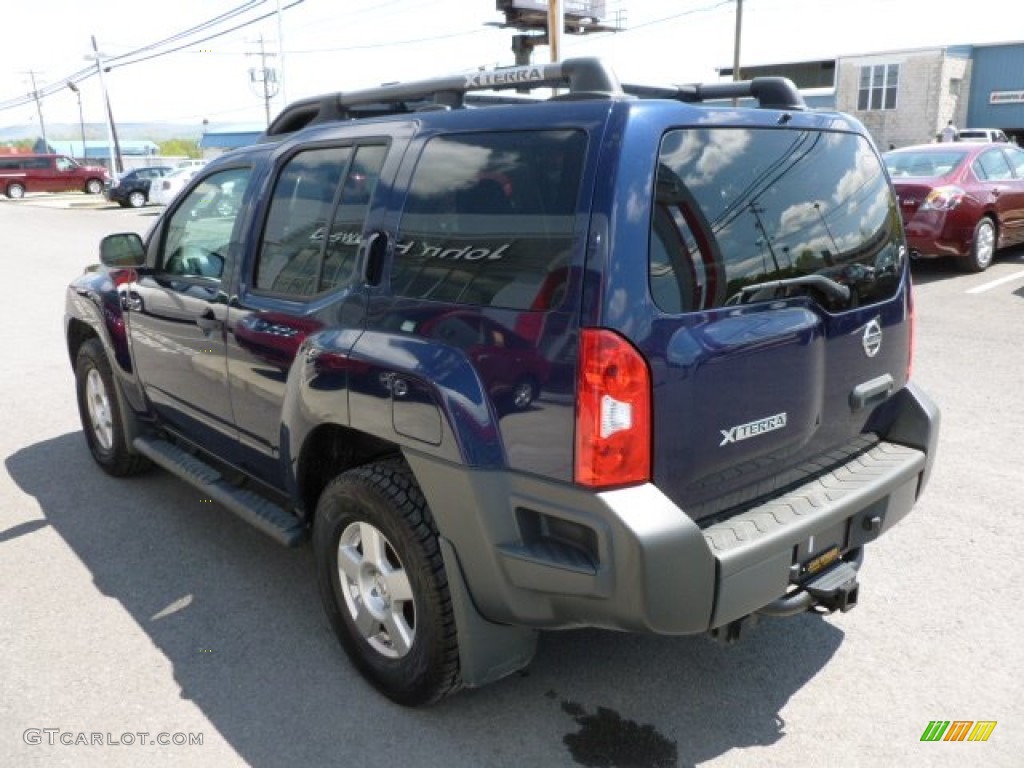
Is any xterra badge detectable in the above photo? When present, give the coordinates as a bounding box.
[719,413,788,446]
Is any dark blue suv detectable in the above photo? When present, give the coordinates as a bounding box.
[65,58,939,705]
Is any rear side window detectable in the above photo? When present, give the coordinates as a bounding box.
[973,149,1013,181]
[651,128,904,312]
[391,130,586,310]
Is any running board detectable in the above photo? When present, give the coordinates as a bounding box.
[132,436,305,547]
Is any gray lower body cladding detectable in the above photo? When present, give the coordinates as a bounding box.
[405,383,938,635]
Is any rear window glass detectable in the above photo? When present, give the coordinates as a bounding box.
[884,150,965,178]
[391,130,586,310]
[652,128,904,313]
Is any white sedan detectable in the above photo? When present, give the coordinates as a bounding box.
[149,167,201,206]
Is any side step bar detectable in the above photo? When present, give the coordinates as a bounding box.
[133,436,305,547]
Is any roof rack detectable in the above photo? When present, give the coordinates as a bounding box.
[264,57,806,138]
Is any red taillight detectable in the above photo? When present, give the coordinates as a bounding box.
[574,329,652,488]
[920,185,964,211]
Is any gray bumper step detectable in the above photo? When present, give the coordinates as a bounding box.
[703,441,925,570]
[133,436,305,547]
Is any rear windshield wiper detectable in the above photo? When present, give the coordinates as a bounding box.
[728,274,852,306]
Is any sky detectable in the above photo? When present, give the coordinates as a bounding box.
[2,0,1023,133]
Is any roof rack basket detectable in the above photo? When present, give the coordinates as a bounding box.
[265,57,806,138]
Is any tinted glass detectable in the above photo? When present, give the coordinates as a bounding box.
[321,144,386,291]
[651,128,903,312]
[162,167,252,279]
[256,147,352,296]
[391,130,586,309]
[255,144,386,296]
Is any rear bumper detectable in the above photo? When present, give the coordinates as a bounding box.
[407,382,939,635]
[903,213,972,258]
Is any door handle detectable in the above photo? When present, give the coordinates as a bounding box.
[849,374,894,412]
[196,309,223,332]
[363,231,389,286]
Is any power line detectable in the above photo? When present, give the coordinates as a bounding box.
[0,0,305,114]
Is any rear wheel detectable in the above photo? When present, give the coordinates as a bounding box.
[510,376,538,411]
[85,178,104,195]
[961,217,996,272]
[313,459,460,706]
[127,190,146,208]
[6,182,25,199]
[74,339,151,476]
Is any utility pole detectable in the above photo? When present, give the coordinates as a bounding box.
[732,0,743,106]
[87,36,124,176]
[24,70,48,152]
[275,0,287,106]
[247,34,279,128]
[547,0,563,63]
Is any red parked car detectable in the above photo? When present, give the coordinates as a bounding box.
[883,142,1024,271]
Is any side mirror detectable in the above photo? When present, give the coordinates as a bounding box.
[99,233,146,268]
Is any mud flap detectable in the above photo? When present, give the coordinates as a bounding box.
[439,538,538,688]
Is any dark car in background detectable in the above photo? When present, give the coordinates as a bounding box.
[884,142,1024,271]
[104,166,174,208]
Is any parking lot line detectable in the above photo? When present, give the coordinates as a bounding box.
[966,270,1024,294]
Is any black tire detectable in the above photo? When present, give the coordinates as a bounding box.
[74,338,151,477]
[6,182,25,199]
[85,178,104,195]
[960,217,996,272]
[127,190,146,208]
[313,459,460,706]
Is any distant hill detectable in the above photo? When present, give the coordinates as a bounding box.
[0,122,237,143]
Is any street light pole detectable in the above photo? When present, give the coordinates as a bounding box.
[66,82,86,161]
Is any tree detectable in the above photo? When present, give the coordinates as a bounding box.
[158,138,200,158]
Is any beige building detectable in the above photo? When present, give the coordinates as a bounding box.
[835,47,973,149]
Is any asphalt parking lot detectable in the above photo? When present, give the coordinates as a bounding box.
[1,194,1022,767]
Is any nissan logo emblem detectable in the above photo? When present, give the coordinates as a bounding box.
[862,319,883,357]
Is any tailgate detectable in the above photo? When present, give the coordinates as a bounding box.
[639,125,910,521]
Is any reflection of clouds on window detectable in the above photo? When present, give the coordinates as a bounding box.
[832,143,881,208]
[409,141,494,199]
[680,130,751,188]
[778,200,821,235]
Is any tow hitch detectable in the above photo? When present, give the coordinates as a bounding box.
[756,548,865,618]
[805,560,860,613]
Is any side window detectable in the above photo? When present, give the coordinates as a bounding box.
[255,144,385,297]
[1005,147,1024,178]
[391,130,586,309]
[161,167,252,279]
[55,157,75,172]
[321,145,387,291]
[974,150,1012,181]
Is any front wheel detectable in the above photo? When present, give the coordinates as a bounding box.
[313,459,460,706]
[961,217,996,272]
[127,190,147,208]
[74,339,150,476]
[85,178,104,195]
